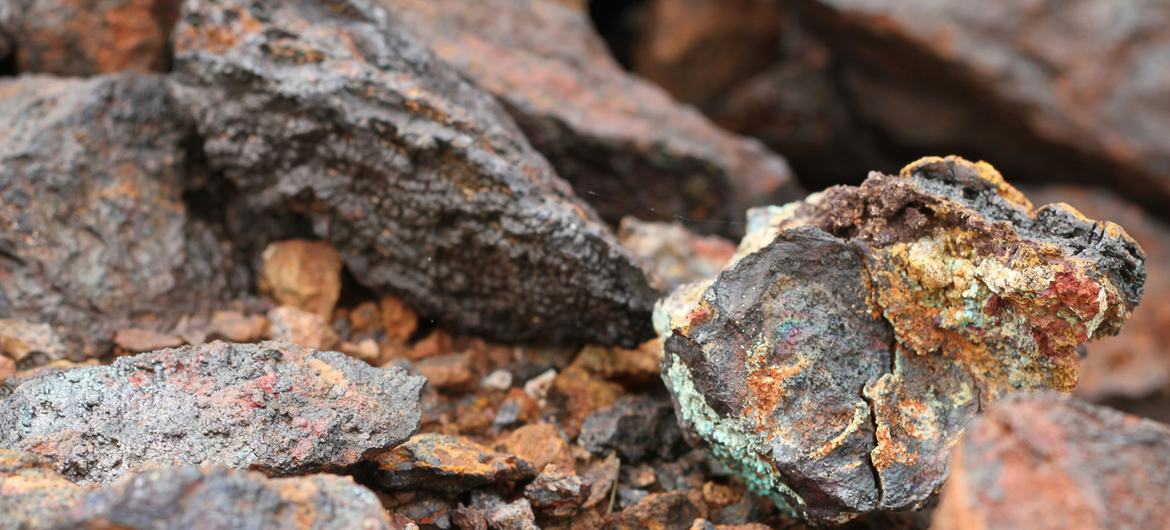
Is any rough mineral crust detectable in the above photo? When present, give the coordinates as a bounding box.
[932,392,1170,530]
[0,0,180,75]
[382,0,802,233]
[365,433,535,493]
[656,156,1145,523]
[58,466,394,530]
[0,341,425,484]
[171,0,658,347]
[0,74,241,360]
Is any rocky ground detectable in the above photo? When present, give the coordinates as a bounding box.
[1,1,1169,529]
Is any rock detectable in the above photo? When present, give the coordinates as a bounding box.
[0,0,179,75]
[61,466,393,529]
[932,392,1170,530]
[657,157,1145,523]
[581,452,619,510]
[0,356,13,382]
[389,492,455,530]
[482,369,515,391]
[570,341,662,388]
[501,424,577,476]
[618,218,737,292]
[0,320,67,366]
[579,395,683,463]
[381,295,420,342]
[524,464,591,519]
[367,433,535,493]
[171,0,657,347]
[1026,185,1170,401]
[416,353,476,393]
[614,491,704,530]
[469,491,539,530]
[268,305,341,351]
[0,450,83,529]
[382,0,801,234]
[112,328,185,355]
[0,340,425,484]
[207,310,271,343]
[0,74,241,360]
[410,330,456,362]
[796,0,1170,216]
[550,364,624,437]
[259,240,344,318]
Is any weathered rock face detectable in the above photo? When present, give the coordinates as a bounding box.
[0,341,425,484]
[64,466,393,530]
[382,0,801,234]
[795,0,1170,217]
[0,74,242,360]
[0,0,179,75]
[656,156,1145,523]
[171,0,658,347]
[932,392,1170,530]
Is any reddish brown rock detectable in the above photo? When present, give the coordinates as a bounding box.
[383,0,801,234]
[0,356,13,382]
[524,464,591,519]
[0,320,67,367]
[550,364,624,438]
[367,433,534,494]
[501,424,577,476]
[618,218,736,292]
[0,0,180,75]
[113,328,184,355]
[0,450,83,528]
[259,239,344,318]
[0,74,241,360]
[613,491,705,530]
[796,0,1170,215]
[570,340,662,388]
[0,341,425,484]
[207,310,271,343]
[171,0,657,348]
[932,392,1170,530]
[381,296,420,343]
[268,305,341,351]
[416,353,476,393]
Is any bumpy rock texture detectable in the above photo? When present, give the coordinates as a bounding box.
[932,392,1170,530]
[383,0,801,233]
[0,341,425,484]
[171,0,657,347]
[0,74,241,360]
[0,0,179,75]
[656,156,1145,523]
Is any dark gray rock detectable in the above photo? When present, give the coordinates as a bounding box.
[578,395,682,463]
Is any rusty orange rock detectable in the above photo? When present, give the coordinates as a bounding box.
[268,306,341,351]
[367,433,535,493]
[501,424,577,476]
[259,240,344,318]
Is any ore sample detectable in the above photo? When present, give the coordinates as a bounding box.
[0,74,242,360]
[466,491,539,530]
[171,0,657,347]
[523,465,591,519]
[657,156,1145,523]
[59,466,394,530]
[932,392,1170,530]
[0,340,425,484]
[579,395,683,463]
[366,433,535,493]
[0,0,179,75]
[382,0,802,233]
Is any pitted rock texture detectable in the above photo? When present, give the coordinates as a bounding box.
[0,74,242,360]
[932,392,1170,530]
[656,156,1145,523]
[0,0,179,75]
[0,341,425,484]
[382,0,801,234]
[59,466,394,530]
[171,0,658,347]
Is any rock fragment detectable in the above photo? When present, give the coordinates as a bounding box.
[259,240,344,318]
[500,424,577,476]
[618,218,737,291]
[171,0,658,347]
[523,464,591,519]
[60,466,394,530]
[657,156,1145,522]
[0,320,67,367]
[382,0,802,233]
[932,392,1170,530]
[0,74,241,360]
[467,491,539,530]
[0,0,179,75]
[268,305,341,351]
[366,433,535,493]
[0,450,83,529]
[614,491,704,530]
[0,340,425,484]
[579,395,683,463]
[112,328,184,355]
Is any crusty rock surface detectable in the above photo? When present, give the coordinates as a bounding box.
[0,0,179,75]
[171,0,658,347]
[0,74,242,360]
[0,341,425,484]
[656,156,1145,522]
[932,392,1170,530]
[383,0,801,233]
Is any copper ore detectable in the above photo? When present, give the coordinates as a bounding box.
[656,156,1145,523]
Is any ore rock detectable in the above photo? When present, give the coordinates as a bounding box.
[57,466,394,530]
[0,0,179,75]
[0,320,67,367]
[468,491,539,530]
[0,74,242,360]
[366,433,535,493]
[258,239,344,318]
[578,394,684,463]
[170,0,658,347]
[656,156,1146,523]
[381,0,802,234]
[0,340,425,484]
[932,392,1170,530]
[523,464,591,519]
[618,218,737,292]
[0,450,83,529]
